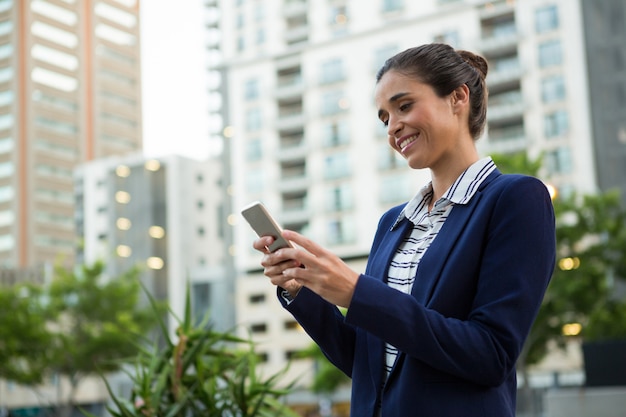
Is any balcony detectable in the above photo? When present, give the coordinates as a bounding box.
[275,73,304,100]
[283,0,307,18]
[284,25,309,45]
[487,90,524,123]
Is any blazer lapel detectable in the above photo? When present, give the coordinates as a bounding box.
[412,170,501,305]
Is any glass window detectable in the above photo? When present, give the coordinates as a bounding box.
[326,217,356,245]
[321,91,346,116]
[320,58,345,84]
[246,137,262,161]
[378,143,405,170]
[379,174,412,204]
[254,4,265,22]
[0,210,14,227]
[373,44,398,72]
[546,146,572,174]
[0,234,14,252]
[329,5,348,25]
[0,185,14,203]
[0,161,13,178]
[0,90,13,106]
[382,0,404,13]
[538,39,562,67]
[541,75,566,103]
[0,137,12,153]
[0,20,12,36]
[0,67,12,83]
[0,114,12,130]
[322,120,349,147]
[256,28,265,45]
[323,153,350,180]
[244,78,259,100]
[192,282,211,322]
[325,183,353,212]
[245,169,264,193]
[434,30,459,47]
[245,108,262,131]
[0,43,13,59]
[544,110,568,138]
[535,5,559,33]
[31,21,78,48]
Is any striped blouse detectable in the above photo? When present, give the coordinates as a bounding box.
[384,156,497,378]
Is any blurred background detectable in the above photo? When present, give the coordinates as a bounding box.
[0,0,625,416]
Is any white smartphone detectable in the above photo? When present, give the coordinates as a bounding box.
[240,201,293,252]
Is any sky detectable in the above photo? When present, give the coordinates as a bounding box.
[140,1,212,160]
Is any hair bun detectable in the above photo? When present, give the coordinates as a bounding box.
[457,50,488,79]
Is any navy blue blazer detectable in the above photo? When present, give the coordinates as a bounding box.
[282,170,556,416]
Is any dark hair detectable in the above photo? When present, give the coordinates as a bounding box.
[376,43,489,139]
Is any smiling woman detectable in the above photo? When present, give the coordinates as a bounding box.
[251,43,556,417]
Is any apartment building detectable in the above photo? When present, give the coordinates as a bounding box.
[207,0,615,391]
[1,0,142,271]
[75,152,235,334]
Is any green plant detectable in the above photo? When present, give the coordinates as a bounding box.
[88,283,299,417]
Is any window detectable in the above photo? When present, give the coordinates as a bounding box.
[192,282,211,322]
[0,234,14,252]
[322,120,349,147]
[535,5,559,33]
[256,28,265,45]
[320,58,345,84]
[323,153,350,180]
[378,144,404,170]
[382,0,404,13]
[321,91,347,116]
[433,30,459,47]
[329,5,348,25]
[250,323,267,333]
[0,161,13,178]
[244,78,259,100]
[249,293,266,304]
[538,40,562,67]
[541,75,566,103]
[544,110,568,138]
[326,184,353,212]
[327,217,355,245]
[245,108,262,131]
[245,169,265,193]
[379,174,412,203]
[373,44,398,72]
[246,137,262,161]
[546,146,572,174]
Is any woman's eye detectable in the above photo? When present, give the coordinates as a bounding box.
[399,103,411,112]
[381,119,389,127]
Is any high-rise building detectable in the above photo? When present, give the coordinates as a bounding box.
[1,0,142,271]
[207,0,616,394]
[75,153,236,335]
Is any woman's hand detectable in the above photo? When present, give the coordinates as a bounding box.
[253,235,303,297]
[255,230,360,308]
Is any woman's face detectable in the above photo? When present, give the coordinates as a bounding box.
[375,70,467,172]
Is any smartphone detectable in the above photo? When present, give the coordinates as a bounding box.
[240,201,293,252]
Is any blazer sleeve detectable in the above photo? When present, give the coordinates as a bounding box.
[345,175,556,386]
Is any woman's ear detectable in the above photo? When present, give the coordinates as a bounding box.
[452,84,470,110]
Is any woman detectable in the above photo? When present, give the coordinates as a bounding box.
[253,43,555,417]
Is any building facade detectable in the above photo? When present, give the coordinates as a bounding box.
[206,0,611,390]
[75,153,235,334]
[1,0,142,271]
